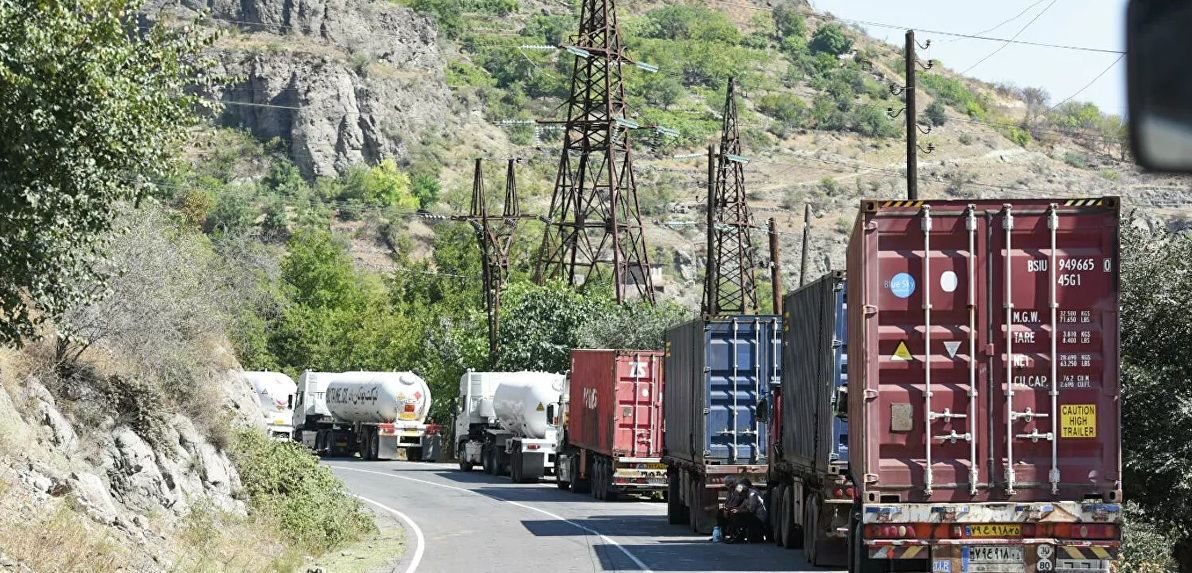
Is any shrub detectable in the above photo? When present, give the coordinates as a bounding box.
[342,159,418,209]
[446,60,496,89]
[178,189,216,230]
[205,189,258,235]
[921,74,988,118]
[925,100,947,126]
[958,133,974,145]
[809,23,852,56]
[758,93,809,128]
[637,6,742,44]
[1063,151,1088,168]
[1121,504,1178,573]
[1004,126,1032,147]
[230,430,375,553]
[412,172,442,208]
[854,104,900,138]
[773,3,806,39]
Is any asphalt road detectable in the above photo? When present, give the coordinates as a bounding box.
[328,459,843,573]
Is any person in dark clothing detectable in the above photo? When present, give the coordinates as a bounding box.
[716,478,768,543]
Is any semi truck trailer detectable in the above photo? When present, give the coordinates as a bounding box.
[292,371,432,461]
[663,316,783,534]
[846,198,1122,573]
[555,349,667,500]
[240,371,298,439]
[768,271,853,565]
[457,372,566,483]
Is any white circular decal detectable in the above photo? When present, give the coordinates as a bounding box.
[1037,545,1055,559]
[940,271,959,293]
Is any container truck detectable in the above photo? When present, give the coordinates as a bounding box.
[466,372,566,483]
[767,271,852,565]
[291,371,432,461]
[240,371,298,439]
[555,349,667,500]
[455,370,502,471]
[663,316,783,534]
[846,198,1122,573]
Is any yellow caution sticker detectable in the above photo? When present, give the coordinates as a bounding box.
[892,341,913,361]
[1060,404,1097,438]
[536,402,545,412]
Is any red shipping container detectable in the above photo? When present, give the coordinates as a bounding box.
[568,349,665,459]
[848,197,1121,504]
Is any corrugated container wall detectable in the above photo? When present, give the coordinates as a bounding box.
[780,272,848,475]
[848,198,1121,504]
[568,350,666,459]
[664,316,783,465]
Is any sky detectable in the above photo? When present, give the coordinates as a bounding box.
[809,0,1127,116]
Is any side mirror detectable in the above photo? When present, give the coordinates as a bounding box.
[546,404,558,426]
[834,386,849,419]
[287,395,294,409]
[1128,0,1192,171]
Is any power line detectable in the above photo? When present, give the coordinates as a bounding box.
[839,17,1122,54]
[1049,54,1126,110]
[960,0,1059,75]
[962,0,1053,39]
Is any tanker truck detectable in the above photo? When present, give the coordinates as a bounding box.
[291,371,432,461]
[469,372,565,483]
[239,371,298,439]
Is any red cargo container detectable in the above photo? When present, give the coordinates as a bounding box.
[847,198,1122,573]
[555,349,667,500]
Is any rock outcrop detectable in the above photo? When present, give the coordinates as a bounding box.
[145,0,452,177]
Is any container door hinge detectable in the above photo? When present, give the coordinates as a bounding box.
[702,408,710,415]
[864,389,879,400]
[864,473,879,484]
[864,305,878,316]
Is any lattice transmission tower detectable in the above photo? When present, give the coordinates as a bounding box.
[533,0,655,304]
[703,77,759,317]
[461,159,531,358]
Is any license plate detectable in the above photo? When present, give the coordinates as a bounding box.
[967,524,1022,538]
[969,546,1024,563]
[645,463,667,469]
[398,412,418,420]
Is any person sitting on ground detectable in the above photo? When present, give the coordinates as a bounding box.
[720,478,768,543]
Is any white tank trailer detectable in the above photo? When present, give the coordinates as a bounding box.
[454,371,565,483]
[240,371,298,439]
[292,371,433,461]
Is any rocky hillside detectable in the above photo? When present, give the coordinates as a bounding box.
[173,0,1192,308]
[0,343,268,571]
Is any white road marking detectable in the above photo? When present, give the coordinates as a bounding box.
[353,494,426,573]
[331,465,655,573]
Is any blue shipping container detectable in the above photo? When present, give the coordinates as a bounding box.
[830,282,849,466]
[663,315,783,464]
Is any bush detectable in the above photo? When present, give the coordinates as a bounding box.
[758,93,809,128]
[412,172,442,208]
[809,23,852,56]
[1121,504,1178,573]
[925,100,947,126]
[854,104,900,138]
[773,3,806,39]
[637,6,742,44]
[341,159,418,209]
[230,431,375,554]
[205,189,258,235]
[1063,151,1088,168]
[920,74,988,118]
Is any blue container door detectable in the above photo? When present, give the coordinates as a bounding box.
[831,283,850,466]
[704,316,781,463]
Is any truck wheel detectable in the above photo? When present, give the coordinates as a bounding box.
[666,470,689,525]
[771,485,786,545]
[569,456,591,494]
[783,485,802,549]
[590,458,603,499]
[850,518,882,573]
[482,444,494,474]
[459,459,474,472]
[804,492,820,564]
[604,461,618,502]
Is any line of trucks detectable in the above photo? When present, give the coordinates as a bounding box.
[240,197,1123,573]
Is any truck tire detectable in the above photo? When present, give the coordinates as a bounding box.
[804,492,820,564]
[771,485,786,545]
[482,444,494,474]
[459,459,474,472]
[782,485,802,549]
[510,449,523,482]
[591,458,603,500]
[408,447,423,462]
[666,470,688,525]
[849,517,882,573]
[569,456,591,494]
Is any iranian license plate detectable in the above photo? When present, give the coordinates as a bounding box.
[967,524,1023,537]
[969,546,1024,563]
[645,463,667,469]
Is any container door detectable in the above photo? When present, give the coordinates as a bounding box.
[991,202,1120,499]
[705,317,778,463]
[866,205,989,500]
[830,282,849,466]
[615,352,662,458]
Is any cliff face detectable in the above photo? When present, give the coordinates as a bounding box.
[148,0,452,177]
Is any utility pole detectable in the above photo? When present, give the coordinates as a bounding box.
[460,159,532,360]
[702,77,759,317]
[799,204,811,287]
[768,218,782,316]
[534,0,655,304]
[905,29,919,201]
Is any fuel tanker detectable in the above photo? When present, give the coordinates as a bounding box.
[292,371,432,461]
[456,371,565,482]
[239,371,298,439]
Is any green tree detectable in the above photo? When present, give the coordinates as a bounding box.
[342,159,418,209]
[773,3,806,39]
[205,189,257,235]
[496,282,609,372]
[0,0,212,344]
[925,100,948,126]
[412,172,442,208]
[1120,228,1192,569]
[759,93,809,129]
[281,230,363,310]
[809,23,852,56]
[576,300,689,350]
